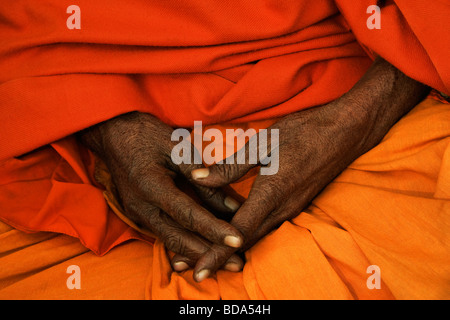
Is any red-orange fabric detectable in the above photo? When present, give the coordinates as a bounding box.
[0,0,374,160]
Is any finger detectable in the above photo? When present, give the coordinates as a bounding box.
[190,164,255,189]
[157,216,211,260]
[193,244,238,282]
[126,201,213,260]
[242,200,304,251]
[169,153,241,219]
[190,138,260,188]
[192,175,286,281]
[171,251,244,273]
[190,128,279,188]
[192,184,241,218]
[190,202,299,278]
[155,176,244,248]
[171,253,193,272]
[172,173,240,220]
[230,174,285,239]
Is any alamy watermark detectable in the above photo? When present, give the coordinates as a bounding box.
[366,5,381,30]
[65,5,381,31]
[66,5,81,30]
[66,4,381,30]
[366,265,381,289]
[66,265,81,289]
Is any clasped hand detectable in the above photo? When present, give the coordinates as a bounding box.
[80,98,371,282]
[79,58,428,282]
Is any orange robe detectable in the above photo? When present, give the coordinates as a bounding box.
[0,0,449,299]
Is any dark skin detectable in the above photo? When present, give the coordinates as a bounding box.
[79,109,246,271]
[79,57,430,281]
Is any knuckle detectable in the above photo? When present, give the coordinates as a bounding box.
[134,171,168,202]
[208,246,233,269]
[178,160,202,177]
[258,176,289,203]
[209,250,222,267]
[215,164,238,183]
[233,220,254,240]
[172,202,196,230]
[250,184,278,208]
[164,233,186,254]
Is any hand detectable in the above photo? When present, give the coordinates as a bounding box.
[183,101,370,281]
[78,112,245,271]
[180,57,429,282]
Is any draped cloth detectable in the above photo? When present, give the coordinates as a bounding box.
[0,0,449,299]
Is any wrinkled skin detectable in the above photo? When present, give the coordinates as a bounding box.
[79,57,429,281]
[79,112,246,271]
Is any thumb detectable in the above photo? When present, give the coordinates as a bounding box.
[191,129,269,187]
[191,158,256,188]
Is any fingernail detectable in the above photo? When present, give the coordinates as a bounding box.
[192,168,210,180]
[173,261,189,272]
[224,196,240,212]
[196,269,210,282]
[224,235,242,248]
[224,262,242,272]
